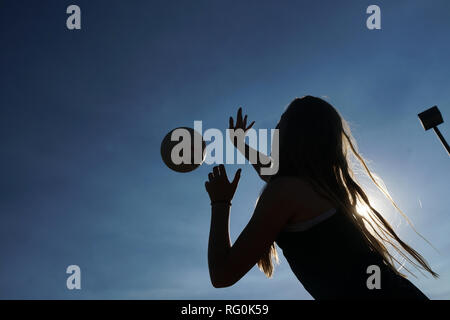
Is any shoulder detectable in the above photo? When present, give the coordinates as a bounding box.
[258,176,311,212]
[265,176,312,195]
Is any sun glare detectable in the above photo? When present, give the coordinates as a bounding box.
[356,201,372,220]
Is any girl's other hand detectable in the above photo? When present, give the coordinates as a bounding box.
[205,165,241,204]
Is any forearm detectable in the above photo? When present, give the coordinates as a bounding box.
[240,143,272,183]
[208,203,232,285]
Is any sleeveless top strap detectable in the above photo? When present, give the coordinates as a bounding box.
[282,208,337,232]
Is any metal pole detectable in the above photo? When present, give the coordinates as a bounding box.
[433,126,450,156]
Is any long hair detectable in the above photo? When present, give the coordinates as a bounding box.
[257,96,438,279]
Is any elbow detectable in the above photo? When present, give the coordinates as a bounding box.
[210,272,236,288]
[211,278,233,289]
[211,279,227,288]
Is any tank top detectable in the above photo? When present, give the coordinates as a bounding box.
[275,208,429,300]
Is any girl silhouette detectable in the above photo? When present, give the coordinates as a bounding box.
[204,96,437,299]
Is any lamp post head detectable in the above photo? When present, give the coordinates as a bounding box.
[418,106,443,131]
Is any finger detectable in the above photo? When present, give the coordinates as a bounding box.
[246,121,255,131]
[205,181,210,191]
[208,173,214,181]
[231,168,242,188]
[243,114,247,128]
[237,107,242,125]
[219,164,228,180]
[213,166,220,177]
[229,116,234,129]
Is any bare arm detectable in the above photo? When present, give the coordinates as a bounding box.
[208,203,232,285]
[238,142,272,183]
[229,108,272,183]
[205,165,295,288]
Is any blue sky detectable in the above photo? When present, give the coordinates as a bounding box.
[0,0,449,299]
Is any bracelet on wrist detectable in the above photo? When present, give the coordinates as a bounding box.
[210,201,232,207]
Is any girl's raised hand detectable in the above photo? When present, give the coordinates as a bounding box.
[229,107,255,147]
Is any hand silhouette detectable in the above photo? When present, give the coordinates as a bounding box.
[229,107,255,147]
[205,164,241,203]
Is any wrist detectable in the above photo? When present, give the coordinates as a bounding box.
[230,135,245,147]
[210,200,232,207]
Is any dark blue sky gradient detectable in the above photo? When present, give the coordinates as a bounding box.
[1,1,449,298]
